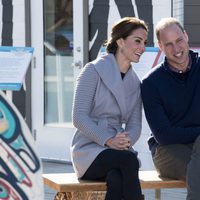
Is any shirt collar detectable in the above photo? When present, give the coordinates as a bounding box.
[168,54,192,74]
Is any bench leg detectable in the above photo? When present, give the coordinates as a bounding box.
[54,191,87,200]
[54,192,71,200]
[54,191,106,200]
[155,189,161,200]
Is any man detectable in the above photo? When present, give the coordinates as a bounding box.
[141,17,200,200]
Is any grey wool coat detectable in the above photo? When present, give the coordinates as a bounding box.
[71,53,142,178]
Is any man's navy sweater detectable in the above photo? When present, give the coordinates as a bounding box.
[141,50,200,151]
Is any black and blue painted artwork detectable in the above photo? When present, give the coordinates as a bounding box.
[0,91,43,200]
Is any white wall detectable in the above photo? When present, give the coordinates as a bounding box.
[13,0,26,46]
[173,0,184,24]
[0,0,26,46]
[0,3,2,45]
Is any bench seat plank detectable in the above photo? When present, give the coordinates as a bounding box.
[43,170,186,192]
[139,171,186,189]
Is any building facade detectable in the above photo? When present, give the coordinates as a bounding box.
[0,0,199,165]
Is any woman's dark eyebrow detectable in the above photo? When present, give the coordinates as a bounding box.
[131,35,145,39]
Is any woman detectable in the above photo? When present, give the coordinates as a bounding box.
[71,17,148,200]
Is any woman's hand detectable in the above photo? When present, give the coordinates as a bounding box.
[105,131,131,150]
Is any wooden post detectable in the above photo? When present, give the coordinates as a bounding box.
[155,189,161,200]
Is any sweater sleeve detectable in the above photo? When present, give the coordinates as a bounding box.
[141,78,200,145]
[72,64,115,146]
[126,88,142,146]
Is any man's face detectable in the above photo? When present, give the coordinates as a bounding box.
[158,24,190,69]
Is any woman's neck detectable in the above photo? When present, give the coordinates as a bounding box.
[115,54,130,73]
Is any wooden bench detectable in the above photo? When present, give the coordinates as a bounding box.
[43,170,186,200]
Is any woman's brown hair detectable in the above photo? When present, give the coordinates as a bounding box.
[106,17,148,54]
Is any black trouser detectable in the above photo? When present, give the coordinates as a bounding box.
[81,149,142,200]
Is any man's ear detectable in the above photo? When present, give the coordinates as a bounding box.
[184,31,189,42]
[158,41,163,51]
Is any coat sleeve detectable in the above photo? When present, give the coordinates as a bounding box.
[141,78,200,145]
[72,64,115,146]
[125,87,142,146]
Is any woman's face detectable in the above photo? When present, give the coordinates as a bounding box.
[117,28,148,64]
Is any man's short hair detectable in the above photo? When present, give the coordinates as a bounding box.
[156,17,185,41]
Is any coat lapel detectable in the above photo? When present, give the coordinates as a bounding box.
[93,54,128,121]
